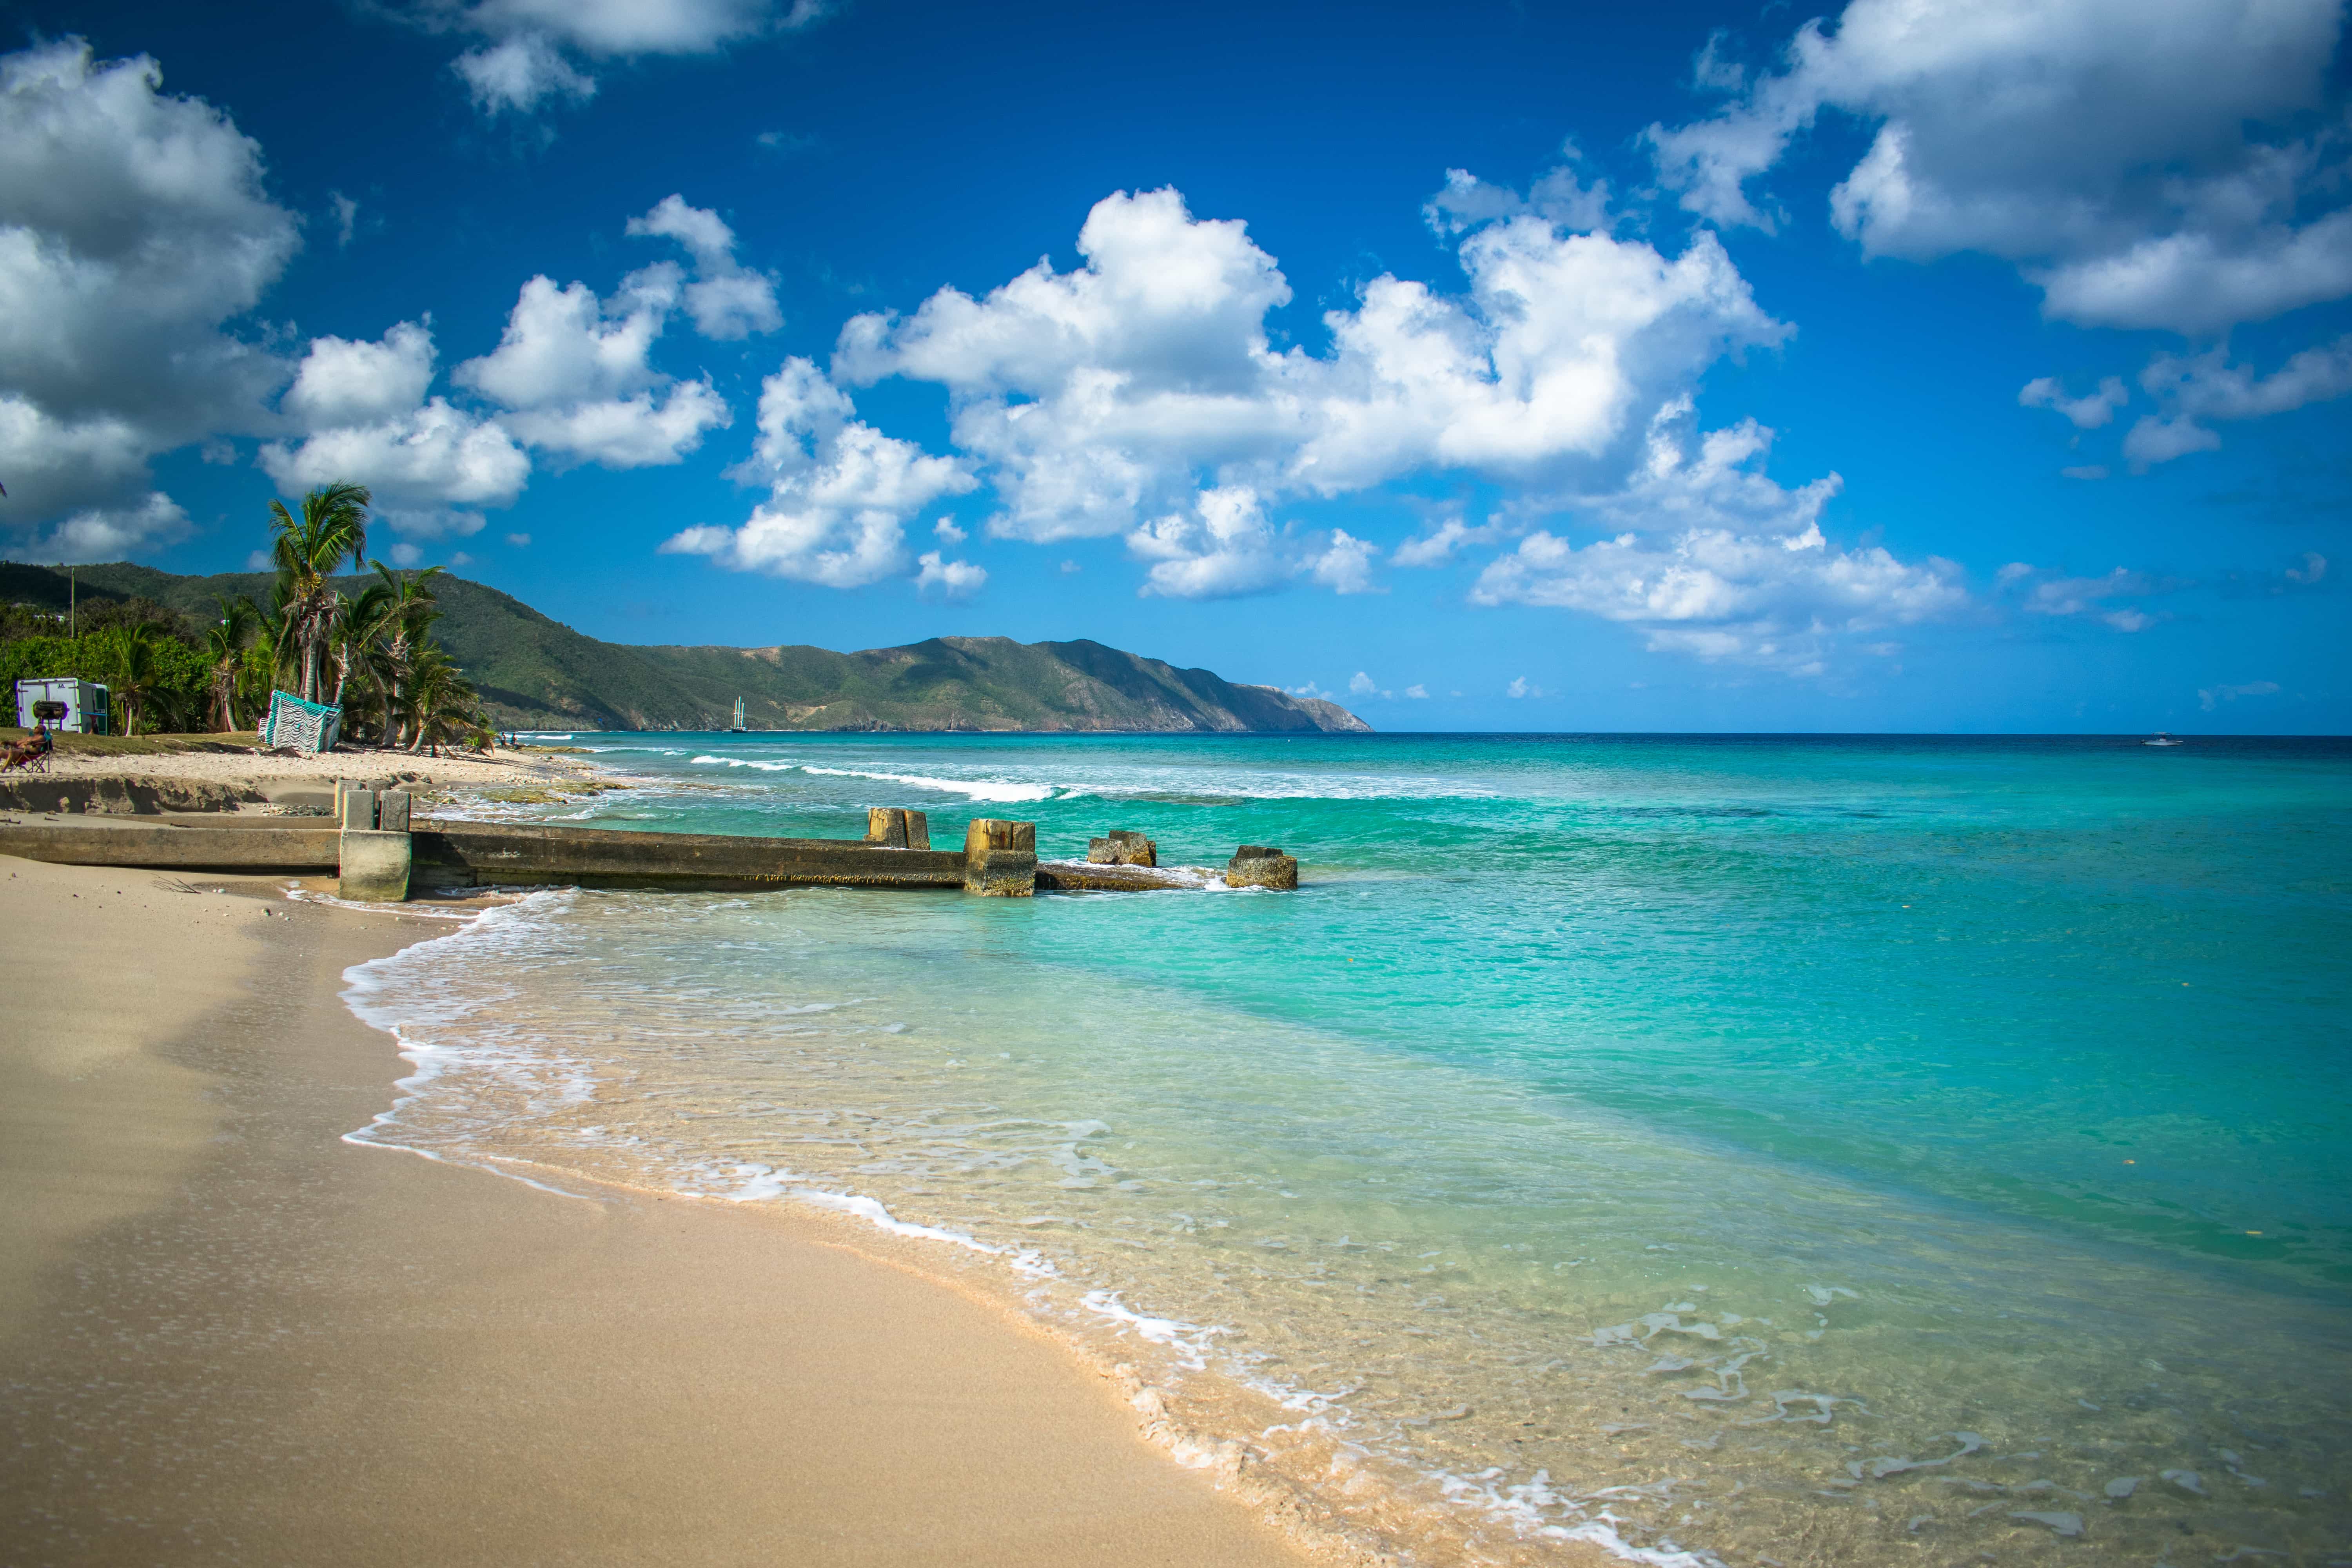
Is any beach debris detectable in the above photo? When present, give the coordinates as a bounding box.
[1805,1285,1859,1306]
[2009,1510,2085,1537]
[2162,1469,2207,1495]
[2105,1477,2140,1499]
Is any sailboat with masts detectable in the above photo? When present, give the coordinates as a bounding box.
[730,697,747,732]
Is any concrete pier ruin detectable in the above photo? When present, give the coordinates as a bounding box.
[0,800,1298,904]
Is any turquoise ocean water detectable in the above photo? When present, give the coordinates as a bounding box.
[346,733,2351,1566]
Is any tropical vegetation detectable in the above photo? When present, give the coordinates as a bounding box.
[1,484,492,750]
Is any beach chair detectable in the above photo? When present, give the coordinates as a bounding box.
[3,726,53,774]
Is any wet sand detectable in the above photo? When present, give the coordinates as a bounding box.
[0,855,1316,1567]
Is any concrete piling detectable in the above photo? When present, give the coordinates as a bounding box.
[865,807,930,849]
[333,786,413,900]
[334,781,375,831]
[1225,844,1299,890]
[1086,829,1157,867]
[963,818,1038,897]
[338,827,411,902]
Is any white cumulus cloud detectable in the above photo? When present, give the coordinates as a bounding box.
[1128,484,1289,600]
[407,0,831,116]
[1311,529,1381,595]
[263,320,530,514]
[453,32,595,113]
[626,194,781,339]
[835,185,1789,548]
[661,356,971,586]
[2121,335,2352,467]
[262,396,530,515]
[22,492,192,564]
[1472,400,1962,673]
[1646,0,2350,337]
[2019,375,2127,430]
[913,550,986,599]
[0,40,298,550]
[282,321,437,430]
[456,270,731,467]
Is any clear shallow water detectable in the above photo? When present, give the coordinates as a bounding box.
[364,733,2352,1566]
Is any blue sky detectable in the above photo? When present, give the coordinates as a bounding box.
[2,0,2346,731]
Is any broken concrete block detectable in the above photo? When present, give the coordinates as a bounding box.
[1225,844,1298,890]
[377,789,411,833]
[337,787,377,832]
[963,817,1036,897]
[866,807,930,849]
[1087,829,1157,867]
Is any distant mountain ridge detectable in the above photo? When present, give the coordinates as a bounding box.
[0,561,1371,735]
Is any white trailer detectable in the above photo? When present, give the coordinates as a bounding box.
[14,677,111,734]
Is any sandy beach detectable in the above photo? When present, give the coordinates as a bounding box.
[0,854,1318,1567]
[7,734,608,791]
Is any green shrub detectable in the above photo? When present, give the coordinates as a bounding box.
[0,632,213,732]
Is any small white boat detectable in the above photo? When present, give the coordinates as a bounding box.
[2144,733,2182,747]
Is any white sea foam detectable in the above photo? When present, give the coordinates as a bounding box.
[682,753,1057,802]
[699,1164,1060,1275]
[285,884,477,919]
[336,890,599,1198]
[1079,1289,1227,1369]
[798,764,1054,803]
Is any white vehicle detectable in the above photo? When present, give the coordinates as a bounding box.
[14,677,110,734]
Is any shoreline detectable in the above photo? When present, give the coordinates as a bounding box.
[325,883,1650,1568]
[0,854,1328,1566]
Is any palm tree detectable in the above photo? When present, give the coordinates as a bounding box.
[403,646,488,755]
[241,586,299,725]
[360,562,442,746]
[323,580,392,711]
[109,623,162,737]
[267,482,372,702]
[205,596,257,731]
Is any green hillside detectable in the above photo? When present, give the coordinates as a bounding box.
[0,561,1370,734]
